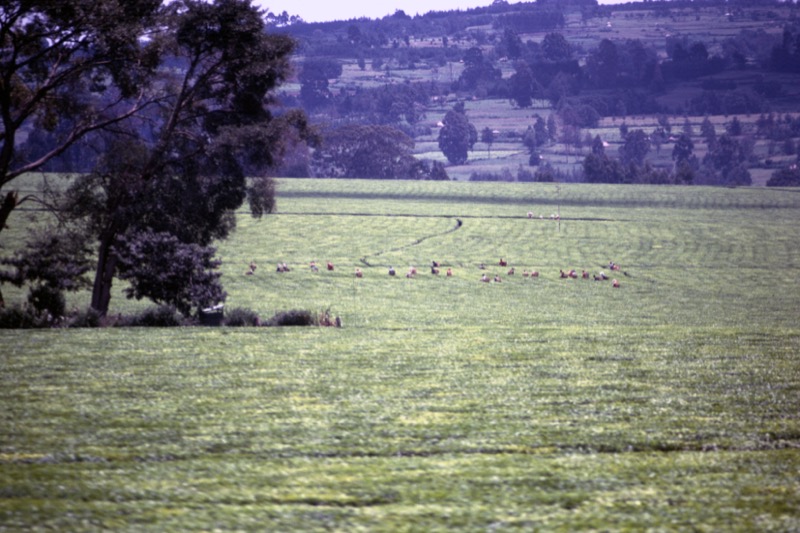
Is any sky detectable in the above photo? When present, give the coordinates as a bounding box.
[254,0,630,24]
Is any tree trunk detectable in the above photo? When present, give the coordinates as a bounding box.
[0,190,18,231]
[91,227,118,316]
[0,191,19,307]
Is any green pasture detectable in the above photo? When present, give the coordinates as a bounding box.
[2,179,799,531]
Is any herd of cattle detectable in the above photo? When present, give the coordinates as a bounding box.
[245,259,624,288]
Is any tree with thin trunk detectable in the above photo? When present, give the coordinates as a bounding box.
[481,127,495,158]
[58,0,313,316]
[0,0,161,304]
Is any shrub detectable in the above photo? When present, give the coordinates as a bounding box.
[767,166,800,187]
[123,305,183,327]
[67,307,103,328]
[267,309,316,327]
[224,307,261,327]
[27,285,66,318]
[0,305,44,329]
[517,166,536,181]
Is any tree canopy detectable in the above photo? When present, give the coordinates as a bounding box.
[311,125,418,179]
[438,106,477,165]
[0,0,162,232]
[2,0,312,316]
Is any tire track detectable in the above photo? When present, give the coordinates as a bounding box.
[359,217,463,267]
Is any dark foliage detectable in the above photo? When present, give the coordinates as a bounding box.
[584,153,627,184]
[311,125,420,178]
[494,9,564,33]
[299,59,342,109]
[0,227,93,293]
[699,134,753,186]
[1,226,93,318]
[767,166,800,187]
[267,309,317,327]
[66,308,103,329]
[123,306,184,327]
[224,307,262,327]
[509,62,539,108]
[438,106,477,165]
[619,130,651,167]
[113,230,226,317]
[0,0,162,194]
[27,285,66,318]
[46,0,313,316]
[0,306,47,329]
[456,48,502,92]
[672,134,695,164]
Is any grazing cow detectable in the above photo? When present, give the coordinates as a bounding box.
[582,270,589,279]
[406,269,415,278]
[409,266,418,276]
[481,274,490,282]
[507,267,515,275]
[612,279,620,288]
[310,261,319,272]
[431,266,440,275]
[522,270,529,277]
[277,262,290,273]
[569,269,578,279]
[527,211,534,219]
[446,268,453,277]
[494,275,502,283]
[432,260,440,268]
[327,262,335,271]
[531,270,539,278]
[388,266,396,276]
[560,269,568,279]
[499,258,508,267]
[355,268,363,278]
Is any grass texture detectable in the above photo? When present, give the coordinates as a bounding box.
[1,179,799,531]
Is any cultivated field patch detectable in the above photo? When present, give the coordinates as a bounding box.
[1,179,799,530]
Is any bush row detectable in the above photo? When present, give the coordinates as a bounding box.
[0,305,341,329]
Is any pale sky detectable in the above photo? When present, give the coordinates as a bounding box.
[254,0,629,24]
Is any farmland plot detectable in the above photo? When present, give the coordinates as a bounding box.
[1,179,799,531]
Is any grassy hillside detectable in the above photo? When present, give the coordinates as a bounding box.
[1,179,799,530]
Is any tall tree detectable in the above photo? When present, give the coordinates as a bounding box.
[0,0,161,303]
[619,129,651,166]
[438,106,476,165]
[60,0,312,315]
[672,134,695,165]
[299,58,342,110]
[542,33,572,62]
[587,39,619,88]
[509,61,537,108]
[310,125,418,179]
[481,127,495,158]
[701,116,717,147]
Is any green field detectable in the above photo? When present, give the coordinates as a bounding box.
[2,179,799,531]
